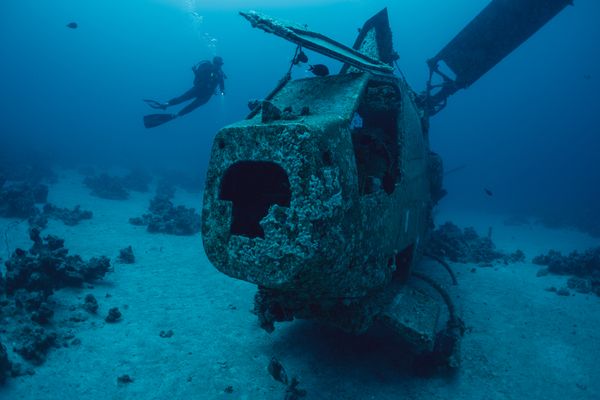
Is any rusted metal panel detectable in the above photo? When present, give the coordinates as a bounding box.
[240,11,394,75]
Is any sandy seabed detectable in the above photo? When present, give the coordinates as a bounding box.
[0,170,599,400]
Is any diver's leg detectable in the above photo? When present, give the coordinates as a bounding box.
[177,94,211,116]
[166,88,198,107]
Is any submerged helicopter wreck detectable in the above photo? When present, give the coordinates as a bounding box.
[202,0,572,371]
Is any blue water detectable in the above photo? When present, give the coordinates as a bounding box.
[1,0,598,226]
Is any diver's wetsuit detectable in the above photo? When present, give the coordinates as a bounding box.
[167,62,225,116]
[143,56,226,128]
[166,87,212,116]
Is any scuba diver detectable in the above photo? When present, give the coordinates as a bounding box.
[143,56,226,128]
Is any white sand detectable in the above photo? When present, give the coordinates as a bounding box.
[1,171,599,400]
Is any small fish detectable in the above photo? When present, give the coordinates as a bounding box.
[484,188,493,196]
[584,74,592,80]
[66,22,78,29]
[308,64,329,77]
[294,50,308,64]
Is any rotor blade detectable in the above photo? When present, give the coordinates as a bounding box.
[429,0,573,89]
[240,10,394,75]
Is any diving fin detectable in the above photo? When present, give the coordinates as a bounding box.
[143,99,168,110]
[143,113,176,129]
